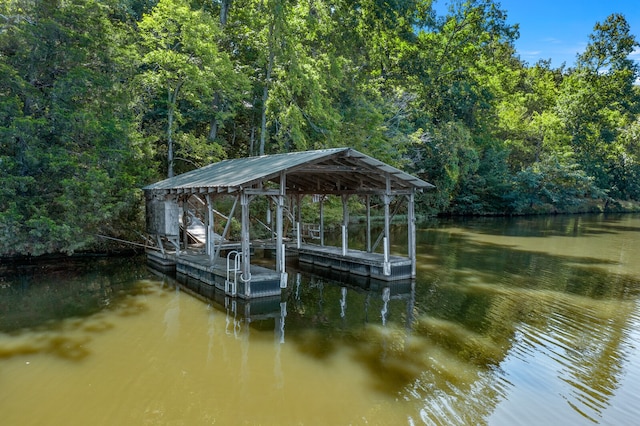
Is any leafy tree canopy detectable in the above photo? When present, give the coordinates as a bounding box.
[1,0,639,256]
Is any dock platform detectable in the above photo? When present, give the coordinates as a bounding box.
[294,243,412,281]
[147,250,284,299]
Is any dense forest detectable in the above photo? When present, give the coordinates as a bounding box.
[1,0,639,256]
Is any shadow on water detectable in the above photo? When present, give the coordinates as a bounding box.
[0,256,154,361]
[168,229,640,415]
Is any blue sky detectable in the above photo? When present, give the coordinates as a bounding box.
[434,0,640,68]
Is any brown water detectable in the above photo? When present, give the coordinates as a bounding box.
[1,214,640,425]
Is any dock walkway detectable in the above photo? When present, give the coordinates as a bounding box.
[147,249,283,299]
[294,243,413,281]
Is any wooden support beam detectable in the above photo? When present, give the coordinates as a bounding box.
[285,189,413,196]
[407,191,417,278]
[275,172,285,274]
[240,191,251,296]
[366,195,371,253]
[372,196,403,252]
[213,195,238,261]
[319,195,325,246]
[294,165,360,173]
[341,194,349,256]
[244,188,281,196]
[383,174,391,276]
[206,193,214,262]
[296,194,302,249]
[181,195,189,250]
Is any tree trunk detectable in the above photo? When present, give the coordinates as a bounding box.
[208,1,231,143]
[220,0,232,26]
[259,84,268,156]
[208,92,221,142]
[167,88,175,178]
[249,122,256,156]
[259,21,275,156]
[167,81,184,178]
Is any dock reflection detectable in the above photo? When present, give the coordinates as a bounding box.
[153,264,416,344]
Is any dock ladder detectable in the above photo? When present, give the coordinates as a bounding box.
[225,250,241,296]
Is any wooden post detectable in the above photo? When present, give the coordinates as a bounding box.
[206,194,214,262]
[182,196,189,250]
[341,194,349,256]
[266,200,272,226]
[296,194,302,249]
[408,191,417,278]
[240,191,251,296]
[277,172,287,288]
[275,172,285,274]
[383,174,391,276]
[366,195,371,253]
[319,195,325,246]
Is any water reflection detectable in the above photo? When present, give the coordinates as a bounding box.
[172,266,416,349]
[1,215,640,425]
[0,257,147,332]
[413,214,640,424]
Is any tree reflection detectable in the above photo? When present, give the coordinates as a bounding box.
[69,214,637,425]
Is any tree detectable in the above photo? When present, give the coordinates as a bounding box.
[410,121,479,213]
[556,14,640,197]
[137,0,244,176]
[408,0,518,126]
[406,0,520,212]
[510,156,605,214]
[0,0,153,256]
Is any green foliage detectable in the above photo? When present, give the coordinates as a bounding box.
[410,121,480,213]
[555,13,640,194]
[0,0,153,256]
[2,0,640,256]
[510,156,605,214]
[452,145,512,214]
[136,0,246,176]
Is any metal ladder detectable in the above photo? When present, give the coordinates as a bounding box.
[225,250,241,296]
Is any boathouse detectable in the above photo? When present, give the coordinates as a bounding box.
[143,147,434,298]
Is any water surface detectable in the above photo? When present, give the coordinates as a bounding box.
[1,214,639,425]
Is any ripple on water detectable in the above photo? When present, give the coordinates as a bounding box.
[486,295,640,425]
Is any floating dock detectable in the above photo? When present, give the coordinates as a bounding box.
[143,148,434,298]
[147,249,285,299]
[295,244,412,280]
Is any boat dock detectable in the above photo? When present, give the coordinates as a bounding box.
[143,148,434,298]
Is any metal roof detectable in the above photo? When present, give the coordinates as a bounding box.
[143,147,434,194]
